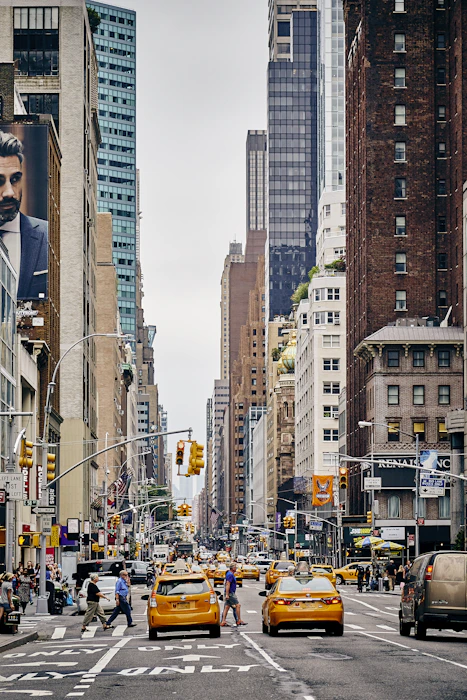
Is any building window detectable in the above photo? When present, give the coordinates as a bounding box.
[413,421,426,441]
[388,422,400,441]
[323,429,339,442]
[13,7,60,77]
[394,33,406,52]
[395,290,407,310]
[438,350,450,367]
[314,311,340,325]
[436,33,446,49]
[395,178,406,198]
[395,105,406,125]
[437,67,446,84]
[439,495,450,518]
[323,382,340,395]
[277,21,290,37]
[395,142,406,161]
[438,290,448,307]
[437,105,446,121]
[388,495,401,518]
[394,67,406,87]
[394,0,405,10]
[323,335,340,348]
[437,253,447,270]
[323,358,340,371]
[388,385,400,405]
[438,179,447,196]
[411,350,424,368]
[438,420,449,441]
[388,350,400,367]
[395,216,406,236]
[323,406,339,419]
[438,215,447,233]
[341,202,346,216]
[324,204,331,217]
[438,142,446,158]
[413,385,425,405]
[417,496,426,518]
[395,252,407,272]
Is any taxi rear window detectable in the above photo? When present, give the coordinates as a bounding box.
[157,579,209,596]
[279,577,335,592]
[274,561,294,571]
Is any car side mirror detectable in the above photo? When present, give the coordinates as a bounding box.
[215,590,221,597]
[258,590,267,597]
[72,573,77,580]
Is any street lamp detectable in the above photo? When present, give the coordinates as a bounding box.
[37,331,129,616]
[358,420,420,557]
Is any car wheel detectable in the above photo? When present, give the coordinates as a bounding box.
[336,575,344,586]
[148,628,158,640]
[209,625,221,638]
[262,620,268,634]
[332,623,344,637]
[414,619,427,640]
[399,617,411,637]
[268,618,278,637]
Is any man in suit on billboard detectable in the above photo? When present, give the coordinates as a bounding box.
[0,130,48,299]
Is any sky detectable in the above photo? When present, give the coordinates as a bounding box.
[106,0,268,499]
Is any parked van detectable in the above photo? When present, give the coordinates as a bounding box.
[399,550,467,640]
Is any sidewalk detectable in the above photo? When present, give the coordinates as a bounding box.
[0,630,38,653]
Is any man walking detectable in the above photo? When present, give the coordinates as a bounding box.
[386,560,397,591]
[81,573,112,633]
[220,563,246,627]
[106,571,136,628]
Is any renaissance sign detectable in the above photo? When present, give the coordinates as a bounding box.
[373,454,450,488]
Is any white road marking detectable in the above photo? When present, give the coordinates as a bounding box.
[304,695,316,700]
[88,637,131,674]
[307,636,323,640]
[360,631,467,670]
[51,628,66,639]
[246,610,258,614]
[111,625,127,637]
[240,632,287,672]
[385,607,399,611]
[66,694,84,698]
[344,611,356,615]
[81,627,97,639]
[344,597,398,616]
[346,624,364,630]
[376,625,396,631]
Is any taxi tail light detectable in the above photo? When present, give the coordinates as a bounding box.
[424,565,433,581]
[210,593,217,604]
[275,598,294,606]
[321,596,342,605]
[150,591,158,608]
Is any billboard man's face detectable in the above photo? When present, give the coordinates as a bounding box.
[0,155,23,224]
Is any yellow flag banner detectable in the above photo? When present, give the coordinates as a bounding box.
[311,475,334,507]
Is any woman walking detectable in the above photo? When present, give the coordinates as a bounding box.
[17,567,32,614]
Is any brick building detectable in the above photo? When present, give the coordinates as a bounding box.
[344,1,466,513]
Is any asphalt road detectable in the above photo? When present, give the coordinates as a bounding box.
[1,579,467,699]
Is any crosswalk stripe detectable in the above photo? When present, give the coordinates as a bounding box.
[377,625,396,631]
[346,624,364,630]
[82,627,97,638]
[344,611,356,615]
[51,627,67,639]
[112,625,127,637]
[246,610,258,614]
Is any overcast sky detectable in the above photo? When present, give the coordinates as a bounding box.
[106,0,268,498]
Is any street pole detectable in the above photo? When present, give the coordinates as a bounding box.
[294,504,298,562]
[37,441,49,615]
[414,433,420,557]
[5,416,15,573]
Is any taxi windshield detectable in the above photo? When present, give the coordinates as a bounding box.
[157,579,209,596]
[279,577,335,592]
[274,561,294,571]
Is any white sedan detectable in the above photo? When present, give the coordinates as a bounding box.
[77,576,120,614]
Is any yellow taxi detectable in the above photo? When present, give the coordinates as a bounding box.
[162,561,192,576]
[147,571,220,639]
[212,563,243,588]
[334,561,372,586]
[309,564,337,585]
[265,560,295,590]
[259,573,344,636]
[241,563,260,581]
[216,551,230,562]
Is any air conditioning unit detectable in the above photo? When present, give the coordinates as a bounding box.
[334,319,340,325]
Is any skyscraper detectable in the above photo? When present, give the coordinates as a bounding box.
[87,2,137,339]
[267,3,318,320]
[246,130,267,234]
[220,242,244,380]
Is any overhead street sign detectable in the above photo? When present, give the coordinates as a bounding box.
[32,506,56,515]
[420,475,445,498]
[364,477,382,490]
[309,521,324,531]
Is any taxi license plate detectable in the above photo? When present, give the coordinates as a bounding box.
[175,602,190,609]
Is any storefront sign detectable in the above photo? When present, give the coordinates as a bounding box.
[374,454,450,488]
[381,526,405,541]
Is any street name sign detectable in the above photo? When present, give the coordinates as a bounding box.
[32,505,56,515]
[24,499,38,507]
[0,473,23,500]
[364,477,382,490]
[285,528,295,534]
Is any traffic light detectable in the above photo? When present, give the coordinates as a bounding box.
[190,524,195,533]
[176,505,185,517]
[114,515,121,526]
[186,504,192,517]
[18,439,33,469]
[140,523,144,533]
[283,515,290,529]
[32,533,41,548]
[46,453,56,482]
[339,466,349,489]
[18,534,31,547]
[366,511,372,524]
[176,440,185,466]
[187,442,205,475]
[289,517,295,529]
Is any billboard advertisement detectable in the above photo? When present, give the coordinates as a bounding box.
[0,124,48,300]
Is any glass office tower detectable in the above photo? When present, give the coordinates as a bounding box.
[267,9,318,320]
[88,2,137,337]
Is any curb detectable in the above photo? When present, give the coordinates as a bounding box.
[0,631,38,653]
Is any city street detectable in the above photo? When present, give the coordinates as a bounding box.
[1,580,466,699]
